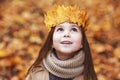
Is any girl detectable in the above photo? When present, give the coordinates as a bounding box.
[26,5,98,80]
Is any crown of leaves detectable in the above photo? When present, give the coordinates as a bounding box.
[44,5,89,31]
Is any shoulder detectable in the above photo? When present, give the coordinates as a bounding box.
[26,63,49,80]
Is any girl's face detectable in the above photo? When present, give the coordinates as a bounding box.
[52,22,83,60]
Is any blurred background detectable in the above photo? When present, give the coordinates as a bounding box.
[0,0,120,80]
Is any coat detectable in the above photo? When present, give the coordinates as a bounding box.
[26,63,84,80]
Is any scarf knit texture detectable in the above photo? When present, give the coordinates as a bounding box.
[43,50,85,78]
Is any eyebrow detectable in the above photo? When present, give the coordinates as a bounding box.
[71,24,78,27]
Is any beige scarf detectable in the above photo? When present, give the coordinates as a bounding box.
[43,50,85,78]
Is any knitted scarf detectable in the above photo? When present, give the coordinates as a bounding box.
[43,50,85,78]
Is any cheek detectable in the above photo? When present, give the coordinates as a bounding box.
[74,34,82,41]
[53,34,58,42]
[74,34,83,46]
[52,34,59,47]
[74,39,83,49]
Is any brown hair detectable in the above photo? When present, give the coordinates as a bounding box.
[27,27,97,80]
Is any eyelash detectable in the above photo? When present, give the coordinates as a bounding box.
[71,28,78,32]
[57,28,63,31]
[56,27,78,32]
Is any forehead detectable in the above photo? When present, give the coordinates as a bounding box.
[56,22,79,27]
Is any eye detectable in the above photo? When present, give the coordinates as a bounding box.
[56,27,64,32]
[71,28,78,32]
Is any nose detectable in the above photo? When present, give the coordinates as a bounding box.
[64,34,70,37]
[63,31,70,37]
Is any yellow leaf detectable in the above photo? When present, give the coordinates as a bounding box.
[0,49,9,58]
[114,47,120,59]
[94,66,100,73]
[14,56,22,64]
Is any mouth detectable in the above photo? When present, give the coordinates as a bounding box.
[60,41,73,44]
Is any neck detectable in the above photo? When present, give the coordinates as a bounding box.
[54,51,78,60]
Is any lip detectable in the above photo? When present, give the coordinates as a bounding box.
[60,41,73,44]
